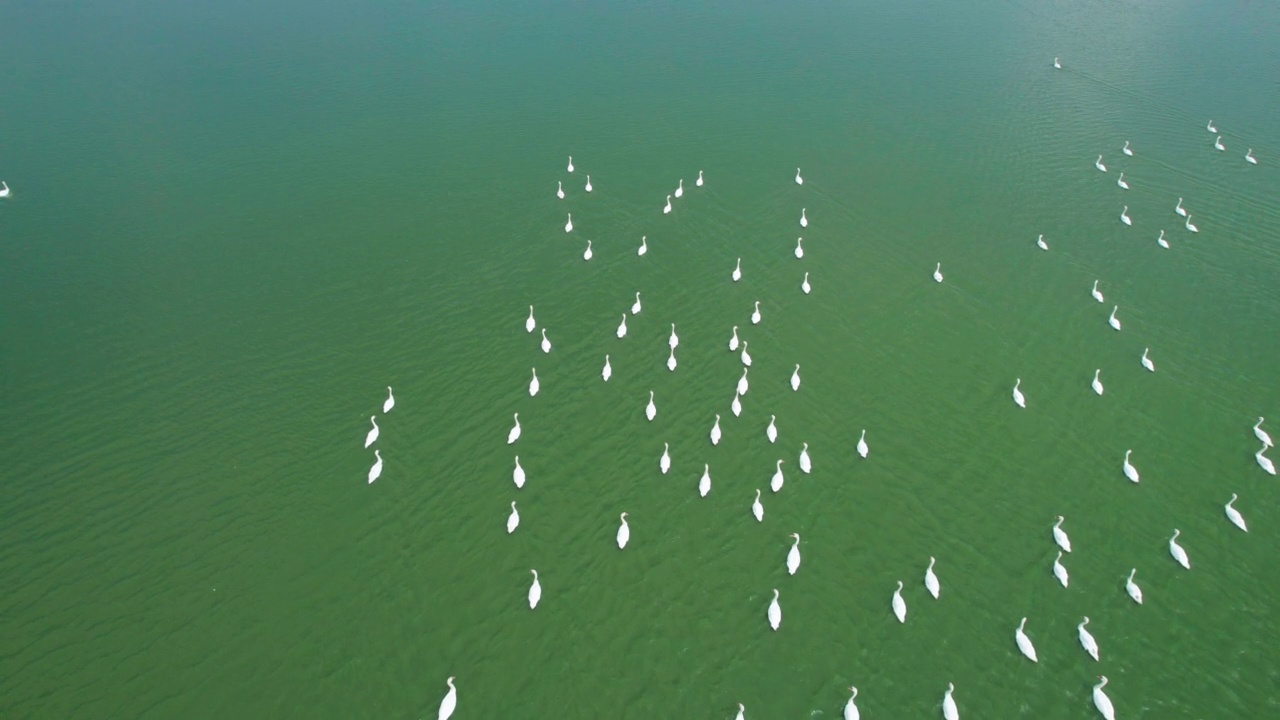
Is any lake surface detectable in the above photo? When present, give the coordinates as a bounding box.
[2,0,1278,717]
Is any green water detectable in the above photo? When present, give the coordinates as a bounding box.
[3,0,1279,717]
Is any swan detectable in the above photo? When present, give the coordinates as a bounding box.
[438,676,457,720]
[710,415,722,445]
[844,686,859,720]
[567,156,574,172]
[732,257,742,282]
[1092,280,1104,303]
[1096,155,1107,172]
[786,533,802,574]
[602,354,612,382]
[699,464,711,497]
[528,569,541,608]
[1091,369,1104,396]
[1093,676,1116,720]
[791,364,801,391]
[1078,616,1100,661]
[770,459,785,492]
[513,456,525,488]
[731,392,742,417]
[1214,135,1225,151]
[943,683,958,720]
[696,170,704,186]
[738,368,750,396]
[1119,205,1131,225]
[507,502,520,534]
[752,489,764,522]
[1245,149,1257,165]
[801,272,811,294]
[1175,197,1187,217]
[383,386,396,413]
[734,703,744,720]
[795,168,804,185]
[1012,378,1026,408]
[768,589,782,630]
[565,213,573,233]
[507,413,521,444]
[1257,447,1276,475]
[1224,493,1247,531]
[1125,569,1143,604]
[800,208,808,227]
[1185,214,1198,232]
[766,415,778,443]
[729,326,740,352]
[751,301,762,325]
[669,323,679,349]
[1053,516,1072,553]
[1255,418,1273,447]
[364,416,380,449]
[541,328,552,352]
[1015,617,1038,662]
[1053,57,1061,69]
[1169,529,1191,569]
[638,235,648,256]
[660,443,671,474]
[583,239,592,261]
[1037,234,1049,251]
[1157,229,1169,249]
[1053,551,1069,588]
[1117,172,1129,190]
[933,262,943,283]
[1141,348,1155,372]
[674,178,684,198]
[667,347,677,372]
[1123,449,1139,482]
[663,195,672,214]
[584,174,593,192]
[799,443,811,474]
[891,581,907,623]
[616,313,628,338]
[1108,306,1121,331]
[529,368,540,397]
[795,237,804,258]
[924,557,940,598]
[1206,120,1217,133]
[617,512,630,549]
[1122,140,1133,157]
[741,340,752,367]
[857,429,868,458]
[631,292,642,315]
[556,181,565,199]
[367,449,383,484]
[526,305,536,333]
[645,391,657,421]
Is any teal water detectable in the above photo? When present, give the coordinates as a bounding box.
[2,0,1279,717]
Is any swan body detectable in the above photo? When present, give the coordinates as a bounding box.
[583,239,592,261]
[1120,205,1131,225]
[1093,676,1116,720]
[799,208,808,228]
[1053,516,1072,553]
[541,328,552,352]
[752,489,764,522]
[732,257,742,282]
[943,683,958,720]
[1108,306,1121,331]
[729,326,740,352]
[565,213,573,233]
[1015,617,1038,662]
[731,392,742,417]
[798,442,811,474]
[660,443,671,474]
[438,677,457,720]
[1255,418,1273,447]
[364,416,380,449]
[1257,447,1276,475]
[528,569,541,608]
[844,686,859,720]
[1037,234,1048,251]
[741,340,752,367]
[1214,135,1225,151]
[567,156,574,172]
[856,429,868,458]
[1122,140,1133,156]
[383,386,396,413]
[770,460,785,493]
[1012,378,1026,408]
[1185,214,1198,232]
[710,415,722,445]
[696,170,704,186]
[766,415,777,443]
[529,367,540,396]
[513,456,525,488]
[507,413,522,444]
[768,589,782,630]
[630,291,642,315]
[1117,172,1129,190]
[525,305,536,333]
[1123,449,1139,482]
[795,168,804,185]
[616,313,628,338]
[699,464,711,497]
[638,235,648,256]
[1245,149,1257,164]
[1169,529,1190,569]
[734,703,744,720]
[0,181,10,198]
[1053,57,1061,68]
[933,262,943,283]
[367,449,383,484]
[891,581,906,623]
[602,354,612,382]
[1091,369,1104,396]
[1078,617,1100,661]
[617,512,630,549]
[669,323,679,349]
[1092,280,1104,303]
[667,347,677,371]
[1206,120,1217,133]
[584,174,593,192]
[1157,230,1169,249]
[1225,494,1247,531]
[663,195,672,214]
[799,269,812,295]
[924,557,940,598]
[674,178,683,198]
[1125,569,1143,604]
[738,368,750,396]
[751,301,761,325]
[791,364,801,391]
[795,237,804,258]
[1095,155,1107,172]
[1053,551,1069,588]
[645,391,656,421]
[1141,348,1155,372]
[1175,197,1186,217]
[556,181,564,199]
[786,533,801,574]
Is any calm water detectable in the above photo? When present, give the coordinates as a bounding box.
[2,0,1279,717]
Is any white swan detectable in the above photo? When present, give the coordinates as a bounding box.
[508,502,520,534]
[438,676,457,720]
[786,533,801,574]
[367,449,383,484]
[1117,172,1129,190]
[1093,676,1116,720]
[795,237,804,258]
[1122,449,1138,482]
[674,178,683,198]
[1053,57,1061,69]
[616,313,628,338]
[1214,135,1225,151]
[526,305,536,333]
[696,170,705,186]
[710,415,722,445]
[1078,616,1100,661]
[567,156,574,172]
[943,683,958,720]
[1091,369,1104,396]
[795,168,804,185]
[1142,348,1155,372]
[1224,493,1247,531]
[770,459,785,492]
[584,174,593,192]
[844,686,859,720]
[766,415,778,443]
[729,326,740,352]
[529,368,540,397]
[663,195,672,214]
[1125,569,1143,604]
[507,413,521,444]
[1092,280,1104,303]
[660,443,671,474]
[1095,155,1107,172]
[1122,140,1133,157]
[741,340,752,367]
[1185,214,1198,232]
[1175,197,1187,217]
[0,181,11,198]
[768,589,782,630]
[556,181,564,199]
[699,464,711,497]
[1015,617,1038,662]
[1012,378,1026,408]
[731,392,742,417]
[734,703,744,720]
[617,512,630,549]
[630,292,642,315]
[791,364,801,391]
[383,386,396,413]
[645,391,657,421]
[528,569,541,608]
[583,239,592,261]
[751,301,761,325]
[933,262,943,283]
[1255,417,1273,447]
[857,429,868,458]
[1245,149,1257,165]
[1037,234,1048,251]
[1053,551,1069,588]
[924,557,940,599]
[891,581,906,623]
[541,328,552,352]
[669,323,679,349]
[732,257,742,282]
[801,272,811,294]
[513,456,525,488]
[1206,120,1217,133]
[602,354,612,382]
[638,235,648,256]
[799,442,812,474]
[1053,516,1072,553]
[738,368,750,396]
[1257,447,1276,475]
[1119,205,1131,226]
[565,213,573,233]
[364,416,380,449]
[667,347,677,372]
[1169,529,1191,569]
[799,208,808,228]
[1157,229,1169,249]
[752,489,764,522]
[1108,306,1121,331]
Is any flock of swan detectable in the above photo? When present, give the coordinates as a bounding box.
[409,98,1268,718]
